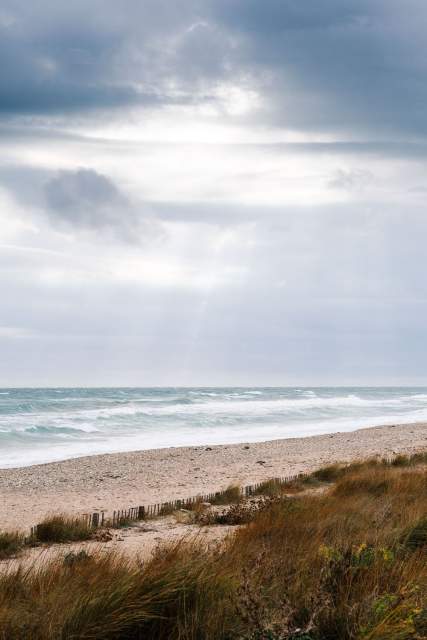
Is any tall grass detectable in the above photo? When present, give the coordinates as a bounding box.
[209,484,242,505]
[0,532,24,560]
[33,514,93,543]
[0,457,425,639]
[253,477,305,496]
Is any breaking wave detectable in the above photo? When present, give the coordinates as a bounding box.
[0,387,426,467]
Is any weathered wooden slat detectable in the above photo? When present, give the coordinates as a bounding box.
[27,469,314,534]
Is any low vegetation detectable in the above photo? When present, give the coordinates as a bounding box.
[31,514,93,543]
[0,452,425,638]
[209,484,242,505]
[0,532,25,560]
[311,462,346,482]
[253,477,305,496]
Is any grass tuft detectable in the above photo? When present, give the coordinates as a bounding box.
[33,514,93,543]
[391,453,411,467]
[311,463,346,482]
[209,484,242,505]
[0,453,425,639]
[408,450,427,465]
[402,515,427,550]
[0,531,25,559]
[253,478,304,496]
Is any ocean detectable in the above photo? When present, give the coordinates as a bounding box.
[0,387,426,468]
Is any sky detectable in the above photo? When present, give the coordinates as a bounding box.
[1,0,427,387]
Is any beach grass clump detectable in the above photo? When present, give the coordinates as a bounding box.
[33,514,93,543]
[333,466,427,500]
[209,484,242,505]
[408,450,427,466]
[332,469,392,497]
[308,452,426,486]
[0,542,235,640]
[253,477,304,496]
[390,453,411,467]
[402,516,427,550]
[311,462,346,482]
[0,531,25,559]
[0,458,426,639]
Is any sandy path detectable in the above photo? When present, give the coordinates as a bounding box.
[1,421,426,531]
[0,517,236,573]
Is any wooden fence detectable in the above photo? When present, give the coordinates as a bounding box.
[30,471,308,535]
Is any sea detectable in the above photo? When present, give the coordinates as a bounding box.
[0,387,427,468]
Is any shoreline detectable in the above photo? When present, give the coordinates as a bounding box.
[1,420,426,531]
[3,414,427,472]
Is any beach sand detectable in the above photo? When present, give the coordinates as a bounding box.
[1,421,427,532]
[0,516,236,572]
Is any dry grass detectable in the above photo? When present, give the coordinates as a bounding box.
[0,454,426,639]
[0,532,25,560]
[0,542,235,640]
[209,484,242,505]
[253,477,305,496]
[311,463,346,482]
[32,514,93,543]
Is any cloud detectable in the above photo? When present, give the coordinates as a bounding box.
[44,168,125,221]
[1,1,427,385]
[207,0,427,138]
[1,0,427,141]
[2,201,427,385]
[43,168,164,242]
[0,0,222,117]
[328,169,374,191]
[0,165,161,242]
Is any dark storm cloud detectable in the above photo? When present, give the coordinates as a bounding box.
[2,0,427,139]
[2,1,427,386]
[0,0,223,116]
[207,0,427,137]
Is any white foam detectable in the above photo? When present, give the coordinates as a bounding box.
[1,387,427,467]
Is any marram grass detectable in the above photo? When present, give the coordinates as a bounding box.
[0,454,425,639]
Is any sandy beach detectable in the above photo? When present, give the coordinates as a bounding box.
[1,421,426,532]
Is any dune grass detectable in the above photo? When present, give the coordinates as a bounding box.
[311,462,347,482]
[32,514,93,543]
[0,532,25,560]
[0,455,425,639]
[209,484,242,505]
[253,477,305,496]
